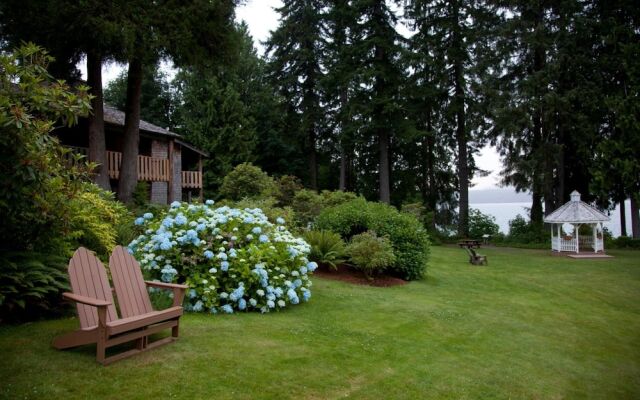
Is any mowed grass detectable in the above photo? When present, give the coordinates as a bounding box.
[1,246,639,399]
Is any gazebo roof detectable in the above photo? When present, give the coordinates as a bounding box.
[544,191,610,224]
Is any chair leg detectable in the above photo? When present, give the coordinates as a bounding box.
[96,329,107,365]
[172,320,179,338]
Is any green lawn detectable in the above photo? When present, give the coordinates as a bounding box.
[1,246,639,399]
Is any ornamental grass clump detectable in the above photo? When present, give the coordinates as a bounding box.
[128,201,316,314]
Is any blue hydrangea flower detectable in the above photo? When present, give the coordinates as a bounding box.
[208,267,217,274]
[205,199,215,205]
[249,298,257,307]
[276,217,285,225]
[221,261,229,271]
[170,201,181,208]
[244,216,254,224]
[143,212,153,219]
[302,290,311,302]
[267,300,275,309]
[134,217,145,226]
[259,234,269,243]
[238,298,247,310]
[221,304,234,314]
[175,214,187,225]
[192,300,203,312]
[217,252,228,260]
[204,250,214,259]
[189,289,197,299]
[300,266,308,274]
[307,261,318,272]
[162,217,174,228]
[252,227,262,234]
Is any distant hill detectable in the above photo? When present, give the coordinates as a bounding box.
[469,188,531,204]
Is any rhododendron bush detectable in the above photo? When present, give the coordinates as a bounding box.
[128,201,316,314]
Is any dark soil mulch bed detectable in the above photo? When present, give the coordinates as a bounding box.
[314,264,408,287]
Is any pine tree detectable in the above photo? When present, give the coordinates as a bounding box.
[265,0,327,189]
[104,63,175,129]
[406,0,497,235]
[348,0,406,203]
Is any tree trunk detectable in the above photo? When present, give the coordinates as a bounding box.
[379,128,391,203]
[452,1,468,237]
[86,51,110,190]
[117,57,143,204]
[308,127,318,190]
[531,185,544,226]
[619,196,627,236]
[339,88,349,192]
[631,196,640,239]
[339,148,347,191]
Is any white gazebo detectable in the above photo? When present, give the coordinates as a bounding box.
[544,191,610,254]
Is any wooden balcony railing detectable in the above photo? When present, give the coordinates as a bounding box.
[65,146,202,188]
[106,151,169,181]
[182,171,203,188]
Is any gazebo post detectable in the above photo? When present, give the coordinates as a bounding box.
[575,224,579,253]
[592,223,597,253]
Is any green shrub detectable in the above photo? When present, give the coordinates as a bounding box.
[132,181,150,207]
[67,182,132,259]
[468,208,500,239]
[0,44,91,254]
[292,189,325,227]
[303,230,346,270]
[219,163,276,201]
[274,175,303,207]
[292,189,360,228]
[607,236,640,249]
[315,198,430,280]
[346,231,396,279]
[0,251,70,320]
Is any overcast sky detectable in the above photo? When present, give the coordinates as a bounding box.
[89,0,504,191]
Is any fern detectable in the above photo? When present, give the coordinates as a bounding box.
[303,230,346,270]
[0,251,69,319]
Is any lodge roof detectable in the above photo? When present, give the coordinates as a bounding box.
[103,105,208,157]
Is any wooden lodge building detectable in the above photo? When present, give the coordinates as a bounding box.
[57,105,206,204]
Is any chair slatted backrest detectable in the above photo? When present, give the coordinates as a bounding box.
[109,246,153,318]
[68,248,118,329]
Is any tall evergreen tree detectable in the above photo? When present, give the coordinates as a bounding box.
[406,0,497,235]
[173,24,266,197]
[104,63,175,129]
[348,0,406,203]
[265,0,327,189]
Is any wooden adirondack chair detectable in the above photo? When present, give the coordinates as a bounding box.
[52,247,188,365]
[466,247,488,266]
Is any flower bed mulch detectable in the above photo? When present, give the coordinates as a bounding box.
[314,264,408,287]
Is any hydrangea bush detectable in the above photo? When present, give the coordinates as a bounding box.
[128,201,317,314]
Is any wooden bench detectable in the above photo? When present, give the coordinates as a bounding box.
[458,239,481,249]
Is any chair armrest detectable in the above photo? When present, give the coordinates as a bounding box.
[144,281,189,290]
[145,281,188,307]
[62,292,111,307]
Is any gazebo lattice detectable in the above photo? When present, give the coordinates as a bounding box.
[543,191,610,254]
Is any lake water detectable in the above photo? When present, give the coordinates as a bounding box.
[471,201,631,237]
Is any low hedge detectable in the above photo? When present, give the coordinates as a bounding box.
[315,199,430,280]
